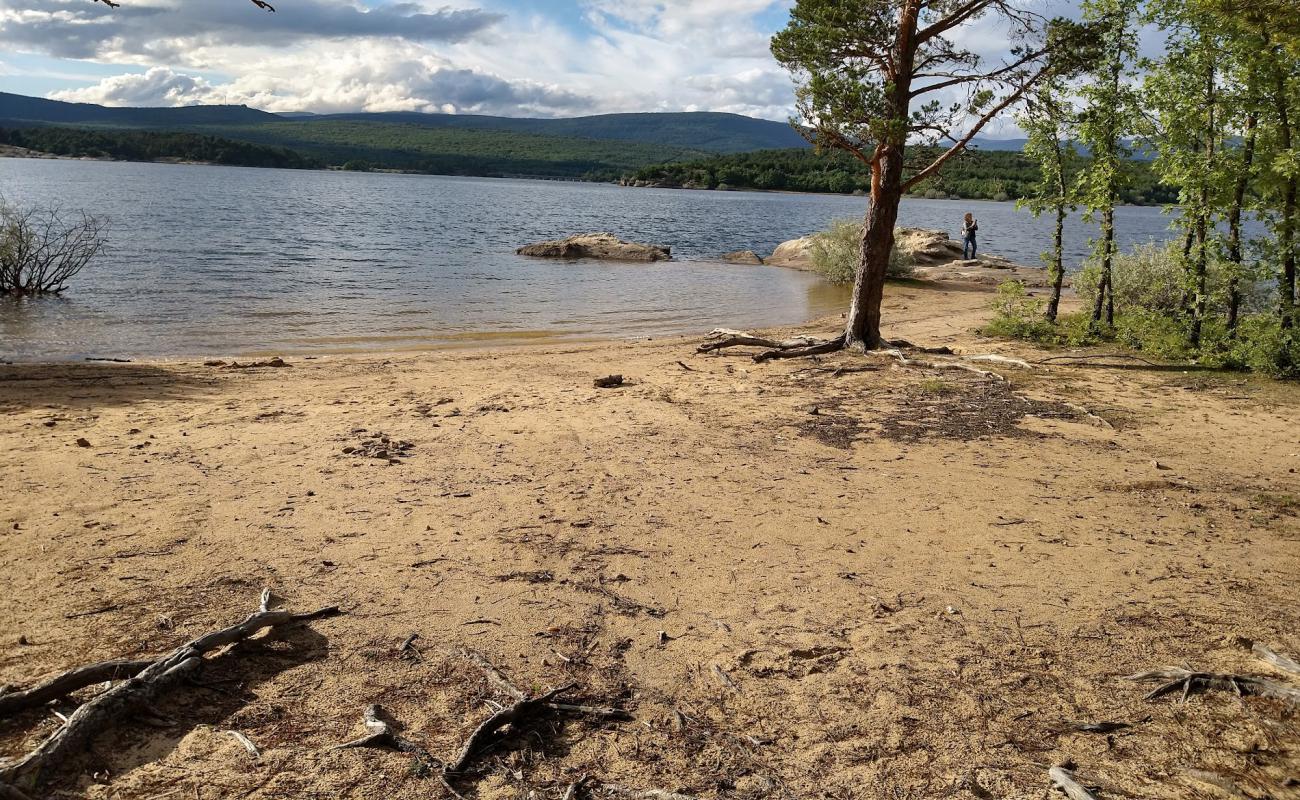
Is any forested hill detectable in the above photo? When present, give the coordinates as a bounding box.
[0,127,322,170]
[622,147,1178,206]
[0,93,804,154]
[0,92,279,127]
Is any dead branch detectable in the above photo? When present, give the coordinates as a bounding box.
[0,591,339,790]
[225,730,261,762]
[445,650,633,779]
[1048,764,1099,800]
[1252,643,1300,677]
[0,659,152,717]
[698,329,846,362]
[966,354,1034,370]
[1126,667,1300,704]
[447,683,577,773]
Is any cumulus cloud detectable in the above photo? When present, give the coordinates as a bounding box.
[0,0,503,60]
[51,45,595,116]
[8,0,808,119]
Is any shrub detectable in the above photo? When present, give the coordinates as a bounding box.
[982,281,1061,342]
[809,218,912,285]
[1075,241,1188,315]
[1212,316,1300,379]
[0,203,107,296]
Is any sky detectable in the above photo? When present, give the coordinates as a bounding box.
[0,0,1086,124]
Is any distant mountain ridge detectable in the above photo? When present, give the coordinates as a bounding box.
[0,92,809,153]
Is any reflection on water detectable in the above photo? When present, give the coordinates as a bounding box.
[0,159,1190,361]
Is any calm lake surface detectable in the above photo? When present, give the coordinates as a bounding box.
[2,159,1186,361]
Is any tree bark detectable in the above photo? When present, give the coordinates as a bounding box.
[1277,62,1297,328]
[842,0,919,351]
[1226,115,1258,333]
[1094,207,1116,327]
[1046,201,1067,322]
[845,148,906,350]
[1046,136,1067,323]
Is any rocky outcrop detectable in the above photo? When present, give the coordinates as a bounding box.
[765,237,817,270]
[517,233,671,262]
[893,227,965,265]
[721,250,764,265]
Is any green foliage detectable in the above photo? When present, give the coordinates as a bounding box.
[0,126,321,169]
[1211,316,1300,378]
[983,281,1062,342]
[624,147,1175,204]
[1075,242,1188,314]
[808,218,911,284]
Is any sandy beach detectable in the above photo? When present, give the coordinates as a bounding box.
[1,279,1298,799]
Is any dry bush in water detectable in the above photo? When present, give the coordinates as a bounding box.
[0,203,107,297]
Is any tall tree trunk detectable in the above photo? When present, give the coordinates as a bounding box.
[842,0,918,351]
[1277,63,1297,328]
[1046,138,1067,323]
[1046,201,1067,322]
[1094,206,1116,327]
[845,147,905,350]
[1226,115,1258,333]
[1190,59,1217,349]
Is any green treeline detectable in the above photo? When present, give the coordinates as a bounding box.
[621,147,1177,205]
[0,126,323,169]
[195,121,708,180]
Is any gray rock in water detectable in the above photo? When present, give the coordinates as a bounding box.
[517,232,671,262]
[721,250,764,265]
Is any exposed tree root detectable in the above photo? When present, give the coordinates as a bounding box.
[1049,764,1099,800]
[1126,667,1300,704]
[0,590,339,792]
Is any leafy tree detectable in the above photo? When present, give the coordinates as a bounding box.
[1075,0,1142,330]
[1016,82,1078,321]
[768,0,1072,352]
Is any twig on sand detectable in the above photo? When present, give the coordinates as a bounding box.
[1252,643,1300,678]
[1049,763,1099,800]
[1126,667,1300,703]
[0,591,339,791]
[225,730,261,762]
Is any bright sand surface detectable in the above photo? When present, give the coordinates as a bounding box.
[1,279,1298,799]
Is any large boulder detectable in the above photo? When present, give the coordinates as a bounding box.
[721,250,764,265]
[765,236,817,270]
[517,232,671,262]
[893,227,965,265]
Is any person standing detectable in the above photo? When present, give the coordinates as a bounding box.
[961,212,979,260]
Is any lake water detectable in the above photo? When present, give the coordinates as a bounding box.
[2,159,1188,361]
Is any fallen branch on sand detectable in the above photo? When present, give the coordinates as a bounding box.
[0,590,339,791]
[1253,643,1300,678]
[331,650,640,797]
[1049,763,1099,800]
[1126,667,1300,704]
[697,329,846,362]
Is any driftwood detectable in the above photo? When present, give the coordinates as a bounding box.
[0,591,339,791]
[1253,643,1300,677]
[697,329,846,362]
[0,659,152,717]
[1126,667,1300,704]
[1048,764,1099,800]
[881,349,1006,381]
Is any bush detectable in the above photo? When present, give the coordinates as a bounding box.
[1075,241,1187,315]
[0,203,107,296]
[982,281,1062,342]
[1210,316,1300,379]
[809,218,912,285]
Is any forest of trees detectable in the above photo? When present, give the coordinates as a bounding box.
[0,126,322,169]
[621,146,1177,205]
